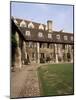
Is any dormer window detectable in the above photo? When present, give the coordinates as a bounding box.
[20,20,27,27]
[71,36,73,41]
[28,22,34,28]
[14,19,18,25]
[64,35,68,40]
[25,31,30,36]
[39,24,44,30]
[38,32,43,37]
[56,34,60,40]
[48,33,52,39]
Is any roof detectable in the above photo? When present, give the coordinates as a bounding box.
[11,17,74,44]
[12,17,46,30]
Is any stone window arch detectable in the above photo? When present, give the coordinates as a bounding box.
[20,20,27,27]
[28,22,34,28]
[39,24,44,30]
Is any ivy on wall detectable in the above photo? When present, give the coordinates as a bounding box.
[11,34,17,48]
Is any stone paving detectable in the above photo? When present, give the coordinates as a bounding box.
[10,62,72,98]
[10,64,40,98]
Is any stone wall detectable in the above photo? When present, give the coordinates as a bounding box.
[12,34,73,70]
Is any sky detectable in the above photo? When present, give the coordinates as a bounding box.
[11,2,73,33]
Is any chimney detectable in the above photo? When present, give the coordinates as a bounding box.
[47,20,52,32]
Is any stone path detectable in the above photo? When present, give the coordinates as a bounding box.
[11,64,40,98]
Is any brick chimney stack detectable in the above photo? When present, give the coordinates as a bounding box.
[47,20,52,32]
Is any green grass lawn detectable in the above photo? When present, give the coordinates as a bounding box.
[38,63,74,96]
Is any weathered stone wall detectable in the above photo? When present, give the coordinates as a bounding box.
[25,42,73,64]
[12,39,73,70]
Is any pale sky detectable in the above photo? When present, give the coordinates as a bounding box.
[11,2,73,33]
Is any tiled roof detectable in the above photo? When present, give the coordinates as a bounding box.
[11,17,74,44]
[13,17,46,30]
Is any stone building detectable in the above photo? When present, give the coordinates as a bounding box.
[11,17,74,69]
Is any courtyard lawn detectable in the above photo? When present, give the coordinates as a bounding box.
[38,63,74,96]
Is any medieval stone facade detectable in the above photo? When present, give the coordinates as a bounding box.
[11,17,74,69]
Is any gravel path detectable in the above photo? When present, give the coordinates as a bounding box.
[11,64,40,98]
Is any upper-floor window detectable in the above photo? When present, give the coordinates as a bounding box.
[38,32,43,37]
[39,24,44,30]
[48,33,52,39]
[28,22,34,28]
[20,20,27,27]
[64,35,68,40]
[25,31,30,36]
[56,34,60,40]
[71,36,73,41]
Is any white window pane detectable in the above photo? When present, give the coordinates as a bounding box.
[64,36,67,40]
[28,22,34,28]
[38,32,43,37]
[20,20,27,27]
[25,31,30,36]
[48,34,52,38]
[39,24,44,30]
[56,34,60,40]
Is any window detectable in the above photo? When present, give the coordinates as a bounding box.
[62,44,65,49]
[47,43,50,48]
[56,34,60,40]
[38,32,43,37]
[48,33,52,38]
[71,36,73,41]
[25,31,30,36]
[39,24,44,30]
[64,36,68,40]
[40,43,43,48]
[20,20,27,27]
[28,22,34,28]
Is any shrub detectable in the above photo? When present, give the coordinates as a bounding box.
[11,34,17,48]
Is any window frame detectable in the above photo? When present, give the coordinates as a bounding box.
[38,32,43,37]
[20,20,27,27]
[56,34,60,40]
[48,33,52,39]
[64,35,68,40]
[25,31,31,36]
